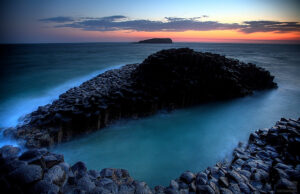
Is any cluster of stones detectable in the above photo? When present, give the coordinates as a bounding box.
[158,118,300,194]
[1,118,299,194]
[0,146,152,194]
[5,48,277,148]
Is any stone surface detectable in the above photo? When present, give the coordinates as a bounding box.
[30,180,60,194]
[9,164,43,184]
[0,145,20,160]
[180,171,195,184]
[44,165,66,186]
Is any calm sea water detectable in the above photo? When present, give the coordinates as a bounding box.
[1,43,300,187]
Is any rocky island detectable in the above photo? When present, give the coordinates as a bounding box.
[1,118,299,193]
[138,38,173,44]
[4,48,277,148]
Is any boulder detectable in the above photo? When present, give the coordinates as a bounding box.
[44,165,66,186]
[9,164,43,184]
[196,185,215,194]
[180,171,195,184]
[76,175,96,192]
[71,161,87,178]
[275,178,297,193]
[0,145,20,160]
[30,179,60,194]
[134,181,152,194]
[219,177,229,188]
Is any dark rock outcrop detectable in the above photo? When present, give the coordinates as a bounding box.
[0,145,152,194]
[1,118,299,193]
[5,48,277,148]
[138,38,173,43]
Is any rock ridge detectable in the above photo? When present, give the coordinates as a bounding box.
[5,48,277,148]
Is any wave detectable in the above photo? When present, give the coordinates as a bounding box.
[0,64,123,129]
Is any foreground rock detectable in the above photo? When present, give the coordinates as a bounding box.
[1,118,299,193]
[138,38,173,43]
[5,48,277,148]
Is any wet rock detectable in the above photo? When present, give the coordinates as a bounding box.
[76,175,96,192]
[164,188,179,194]
[252,169,269,182]
[19,148,47,162]
[169,180,179,190]
[228,170,244,184]
[238,182,251,194]
[44,165,66,186]
[220,188,233,194]
[209,181,220,194]
[190,181,197,192]
[210,166,225,179]
[71,161,87,178]
[9,164,43,184]
[119,184,136,194]
[275,178,297,193]
[4,159,27,173]
[177,181,189,190]
[43,153,64,168]
[180,171,195,184]
[95,177,113,187]
[196,172,208,185]
[228,183,241,194]
[89,186,110,194]
[0,145,20,160]
[30,179,60,194]
[219,177,229,188]
[239,170,251,179]
[58,162,70,174]
[88,169,100,180]
[100,168,114,178]
[135,181,152,194]
[196,185,215,194]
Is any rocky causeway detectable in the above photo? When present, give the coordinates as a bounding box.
[4,48,277,148]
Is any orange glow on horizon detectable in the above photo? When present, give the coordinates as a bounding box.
[54,28,300,43]
[117,30,300,43]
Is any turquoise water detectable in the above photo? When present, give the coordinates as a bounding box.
[1,43,300,187]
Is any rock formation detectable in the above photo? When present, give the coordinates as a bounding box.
[1,118,299,193]
[138,38,173,43]
[5,48,277,148]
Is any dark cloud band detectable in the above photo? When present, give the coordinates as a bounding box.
[39,16,74,23]
[39,15,300,34]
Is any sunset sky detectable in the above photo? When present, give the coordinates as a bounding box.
[1,0,300,43]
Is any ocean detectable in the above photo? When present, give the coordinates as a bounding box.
[0,43,300,187]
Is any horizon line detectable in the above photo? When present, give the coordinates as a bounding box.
[1,41,300,45]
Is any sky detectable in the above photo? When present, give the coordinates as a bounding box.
[1,0,300,43]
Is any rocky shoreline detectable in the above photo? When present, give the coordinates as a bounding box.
[4,48,277,148]
[1,118,299,193]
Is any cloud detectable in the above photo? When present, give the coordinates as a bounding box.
[240,21,300,33]
[39,16,74,23]
[40,15,300,34]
